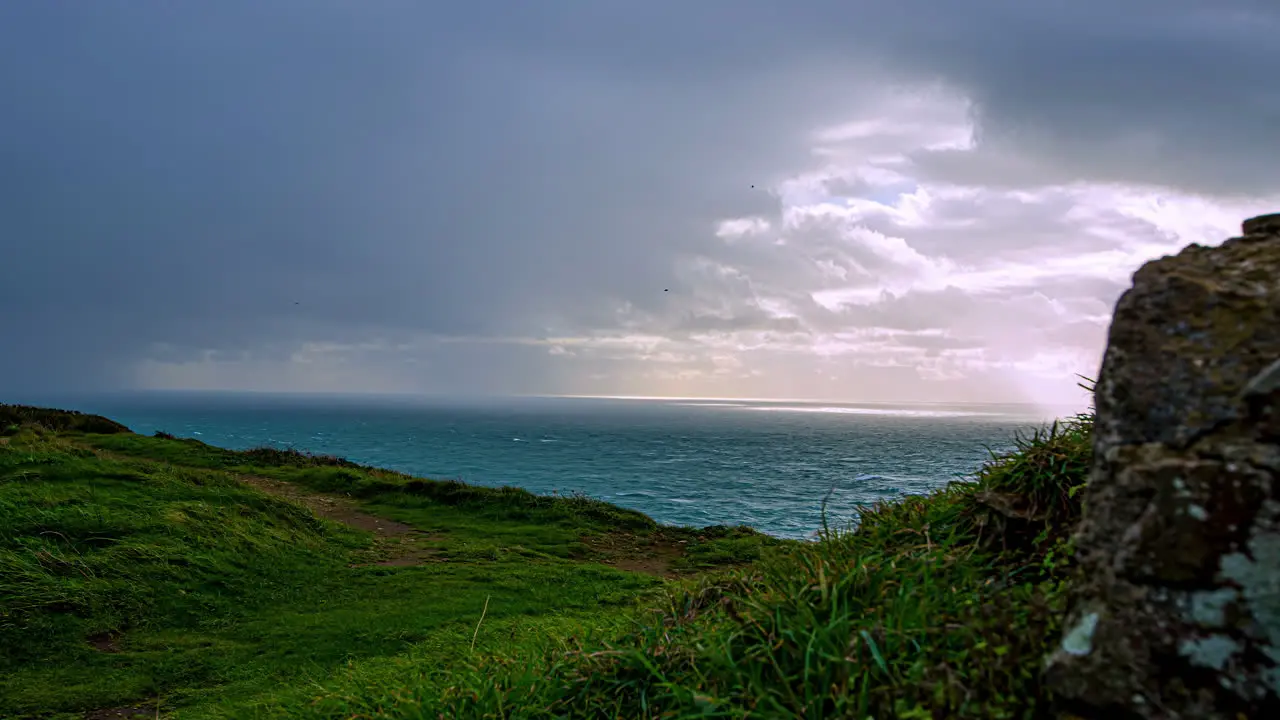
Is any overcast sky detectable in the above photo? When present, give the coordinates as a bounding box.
[3,1,1278,410]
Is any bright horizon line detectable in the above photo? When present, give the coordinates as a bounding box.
[60,387,1092,411]
[521,393,1089,409]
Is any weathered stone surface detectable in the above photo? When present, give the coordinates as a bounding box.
[1045,214,1280,719]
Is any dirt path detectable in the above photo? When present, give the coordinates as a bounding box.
[240,474,688,575]
[78,442,686,574]
[78,443,442,567]
[234,474,443,567]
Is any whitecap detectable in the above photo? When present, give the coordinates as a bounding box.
[615,490,657,498]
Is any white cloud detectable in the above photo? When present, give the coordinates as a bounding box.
[539,80,1280,410]
[716,217,771,241]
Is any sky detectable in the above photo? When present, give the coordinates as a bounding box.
[2,1,1278,412]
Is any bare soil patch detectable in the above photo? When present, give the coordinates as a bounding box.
[581,532,689,577]
[87,631,121,653]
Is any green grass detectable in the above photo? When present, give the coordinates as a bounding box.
[400,413,1095,719]
[0,403,1094,718]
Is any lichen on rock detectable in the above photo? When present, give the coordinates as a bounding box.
[1044,213,1280,719]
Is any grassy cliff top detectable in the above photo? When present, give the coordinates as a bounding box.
[0,403,1092,719]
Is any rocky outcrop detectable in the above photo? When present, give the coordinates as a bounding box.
[1044,213,1280,718]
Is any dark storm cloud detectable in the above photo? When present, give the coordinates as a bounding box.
[1,0,1276,394]
[808,0,1280,194]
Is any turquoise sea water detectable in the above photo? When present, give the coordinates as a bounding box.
[40,393,1067,540]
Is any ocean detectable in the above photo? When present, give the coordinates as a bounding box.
[35,392,1071,540]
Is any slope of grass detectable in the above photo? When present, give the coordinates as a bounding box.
[1,404,1093,719]
[0,413,775,719]
[82,432,771,571]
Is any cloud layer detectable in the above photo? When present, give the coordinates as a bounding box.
[3,1,1278,409]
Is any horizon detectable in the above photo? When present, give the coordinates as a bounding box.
[7,387,1089,423]
[39,387,1077,407]
[2,2,1276,406]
